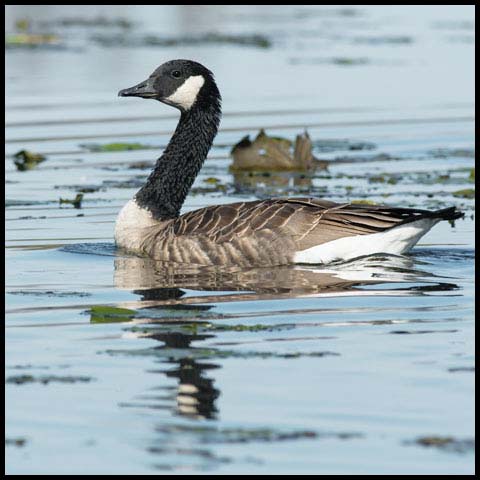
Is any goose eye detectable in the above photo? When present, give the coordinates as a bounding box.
[171,70,182,78]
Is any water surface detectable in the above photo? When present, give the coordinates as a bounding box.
[5,5,475,475]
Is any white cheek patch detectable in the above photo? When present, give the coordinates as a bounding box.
[165,75,205,110]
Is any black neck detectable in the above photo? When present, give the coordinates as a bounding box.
[135,98,221,219]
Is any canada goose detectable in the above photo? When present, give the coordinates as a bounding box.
[116,59,463,267]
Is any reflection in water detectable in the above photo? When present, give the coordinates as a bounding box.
[115,296,220,420]
[113,252,457,302]
[113,252,459,421]
[110,251,461,470]
[232,170,315,196]
[141,326,220,420]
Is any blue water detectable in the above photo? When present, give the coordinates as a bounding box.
[5,5,475,475]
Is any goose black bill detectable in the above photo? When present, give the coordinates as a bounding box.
[118,77,157,98]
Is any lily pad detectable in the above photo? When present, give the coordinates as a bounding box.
[89,305,136,323]
[5,33,63,48]
[203,177,221,185]
[80,142,152,152]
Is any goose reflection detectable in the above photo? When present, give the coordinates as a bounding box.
[111,283,220,419]
[113,252,458,422]
[139,325,220,420]
[113,252,457,304]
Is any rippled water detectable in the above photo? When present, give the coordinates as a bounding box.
[5,5,475,475]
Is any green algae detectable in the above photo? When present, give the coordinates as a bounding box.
[452,188,475,199]
[89,306,137,323]
[80,142,152,152]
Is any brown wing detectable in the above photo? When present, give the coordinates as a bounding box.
[171,197,437,251]
[142,198,460,265]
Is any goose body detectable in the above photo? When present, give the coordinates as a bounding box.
[116,60,463,267]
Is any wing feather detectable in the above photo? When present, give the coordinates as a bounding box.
[169,197,444,252]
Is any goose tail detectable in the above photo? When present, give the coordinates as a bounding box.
[431,206,464,221]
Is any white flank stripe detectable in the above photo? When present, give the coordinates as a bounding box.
[293,218,439,264]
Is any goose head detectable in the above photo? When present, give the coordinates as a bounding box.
[118,59,220,112]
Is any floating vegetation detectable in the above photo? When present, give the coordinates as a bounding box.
[149,448,233,471]
[5,33,64,49]
[389,329,458,335]
[13,150,46,171]
[106,344,340,361]
[8,290,91,298]
[5,199,49,207]
[350,199,378,205]
[91,32,271,49]
[359,168,476,188]
[102,178,146,189]
[190,182,229,195]
[452,188,475,199]
[5,438,27,447]
[89,305,137,324]
[331,153,398,165]
[178,322,295,334]
[368,174,398,184]
[80,142,153,152]
[154,424,361,444]
[448,366,474,373]
[230,129,327,172]
[59,193,83,209]
[6,364,51,370]
[409,436,475,454]
[6,375,94,385]
[14,19,30,31]
[353,35,413,45]
[41,16,133,29]
[54,184,104,193]
[312,139,376,153]
[428,148,475,158]
[129,161,154,169]
[188,177,230,195]
[232,170,315,196]
[290,57,371,66]
[203,177,222,185]
[293,7,363,18]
